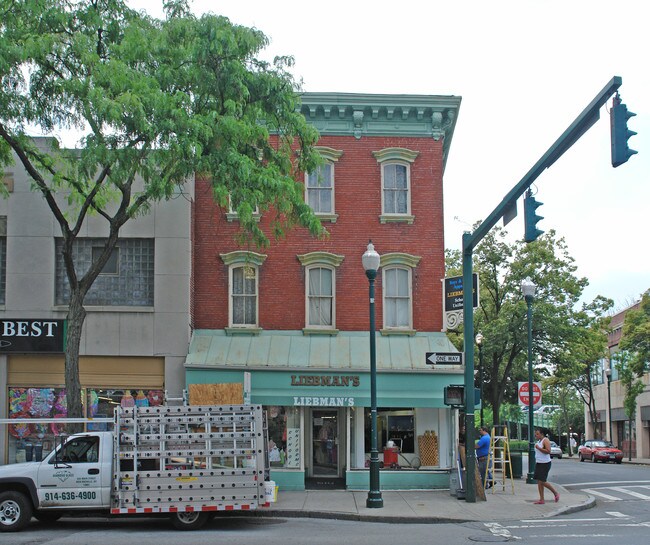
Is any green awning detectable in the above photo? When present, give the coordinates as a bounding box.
[185,329,461,372]
[185,330,463,408]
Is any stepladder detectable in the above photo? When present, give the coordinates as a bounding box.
[485,425,515,494]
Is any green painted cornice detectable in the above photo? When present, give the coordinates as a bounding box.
[372,148,419,163]
[220,250,268,266]
[380,252,422,268]
[297,251,345,267]
[299,92,462,172]
[315,146,344,162]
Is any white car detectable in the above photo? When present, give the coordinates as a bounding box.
[534,405,560,415]
[549,441,563,459]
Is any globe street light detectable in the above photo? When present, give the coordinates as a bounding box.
[475,333,484,428]
[521,277,536,484]
[605,366,613,443]
[362,240,383,508]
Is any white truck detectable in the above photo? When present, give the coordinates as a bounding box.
[0,404,271,532]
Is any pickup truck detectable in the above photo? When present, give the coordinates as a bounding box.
[0,404,271,532]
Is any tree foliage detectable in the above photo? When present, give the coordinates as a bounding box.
[619,289,650,376]
[0,0,324,418]
[446,226,612,429]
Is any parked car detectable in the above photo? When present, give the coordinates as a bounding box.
[534,405,560,415]
[578,440,623,463]
[549,441,563,459]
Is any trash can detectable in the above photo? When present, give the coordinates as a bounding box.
[510,452,523,479]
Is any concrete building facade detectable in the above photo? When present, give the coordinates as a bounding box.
[1,139,192,464]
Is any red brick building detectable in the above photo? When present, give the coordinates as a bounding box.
[186,93,464,491]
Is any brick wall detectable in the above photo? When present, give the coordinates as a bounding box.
[192,134,446,332]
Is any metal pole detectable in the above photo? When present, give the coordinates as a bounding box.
[607,373,613,443]
[462,235,476,503]
[525,294,536,484]
[366,268,383,508]
[479,344,484,428]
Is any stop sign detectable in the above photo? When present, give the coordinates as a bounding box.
[518,381,542,407]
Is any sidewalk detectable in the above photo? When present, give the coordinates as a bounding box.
[260,478,594,523]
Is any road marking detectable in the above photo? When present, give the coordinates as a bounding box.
[609,486,650,500]
[520,517,619,523]
[529,534,613,538]
[484,522,522,540]
[582,488,621,501]
[562,480,650,487]
[606,511,629,518]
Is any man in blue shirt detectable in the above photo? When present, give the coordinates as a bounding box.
[475,426,492,489]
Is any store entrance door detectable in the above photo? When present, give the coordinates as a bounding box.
[310,408,341,480]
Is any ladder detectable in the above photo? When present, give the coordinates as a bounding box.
[485,425,515,494]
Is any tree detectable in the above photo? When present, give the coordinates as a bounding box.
[446,226,609,428]
[0,0,324,418]
[619,289,650,376]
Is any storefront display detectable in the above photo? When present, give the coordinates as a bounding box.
[5,387,164,463]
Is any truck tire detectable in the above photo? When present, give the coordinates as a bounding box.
[170,511,209,531]
[0,491,33,532]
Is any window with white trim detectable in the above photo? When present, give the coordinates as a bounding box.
[372,148,418,224]
[305,147,342,222]
[382,163,409,214]
[307,266,334,327]
[221,250,267,330]
[306,163,333,214]
[297,251,344,333]
[383,266,411,329]
[230,264,258,327]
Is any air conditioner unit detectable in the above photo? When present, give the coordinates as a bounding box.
[643,420,650,429]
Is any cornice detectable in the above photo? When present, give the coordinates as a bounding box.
[298,92,461,172]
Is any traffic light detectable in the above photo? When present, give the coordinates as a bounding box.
[523,189,543,242]
[443,385,464,407]
[610,94,637,168]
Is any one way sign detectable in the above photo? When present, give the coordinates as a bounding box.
[426,352,463,365]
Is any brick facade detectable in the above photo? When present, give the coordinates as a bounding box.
[192,132,447,333]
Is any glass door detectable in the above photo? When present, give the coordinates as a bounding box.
[311,409,339,476]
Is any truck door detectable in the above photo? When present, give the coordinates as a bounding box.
[36,435,105,508]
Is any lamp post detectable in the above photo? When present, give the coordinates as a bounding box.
[521,277,536,484]
[475,333,484,428]
[605,367,613,443]
[362,240,383,508]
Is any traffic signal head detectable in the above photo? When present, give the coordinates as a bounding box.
[610,95,637,168]
[524,190,543,243]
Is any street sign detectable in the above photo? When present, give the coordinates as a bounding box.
[426,352,463,365]
[444,274,479,312]
[517,381,542,408]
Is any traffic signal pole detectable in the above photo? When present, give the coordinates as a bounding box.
[462,76,623,503]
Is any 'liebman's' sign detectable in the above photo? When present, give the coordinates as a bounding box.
[0,319,65,353]
[290,375,359,406]
[290,375,360,387]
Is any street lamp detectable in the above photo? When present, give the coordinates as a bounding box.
[362,240,383,508]
[521,277,536,484]
[605,366,613,443]
[475,333,484,428]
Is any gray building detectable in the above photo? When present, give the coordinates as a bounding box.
[1,139,192,464]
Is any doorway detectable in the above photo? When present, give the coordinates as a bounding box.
[308,408,344,488]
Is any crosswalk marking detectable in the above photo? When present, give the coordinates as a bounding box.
[606,511,629,518]
[609,486,650,500]
[583,488,622,501]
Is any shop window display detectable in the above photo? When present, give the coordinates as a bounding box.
[266,406,300,468]
[364,408,415,454]
[6,387,163,464]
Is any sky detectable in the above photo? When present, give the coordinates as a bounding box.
[128,0,648,311]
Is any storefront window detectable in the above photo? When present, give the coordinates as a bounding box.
[267,406,300,468]
[6,387,163,464]
[364,408,415,454]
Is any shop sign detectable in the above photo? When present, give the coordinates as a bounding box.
[444,274,479,312]
[290,375,360,387]
[0,319,65,353]
[293,396,355,407]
